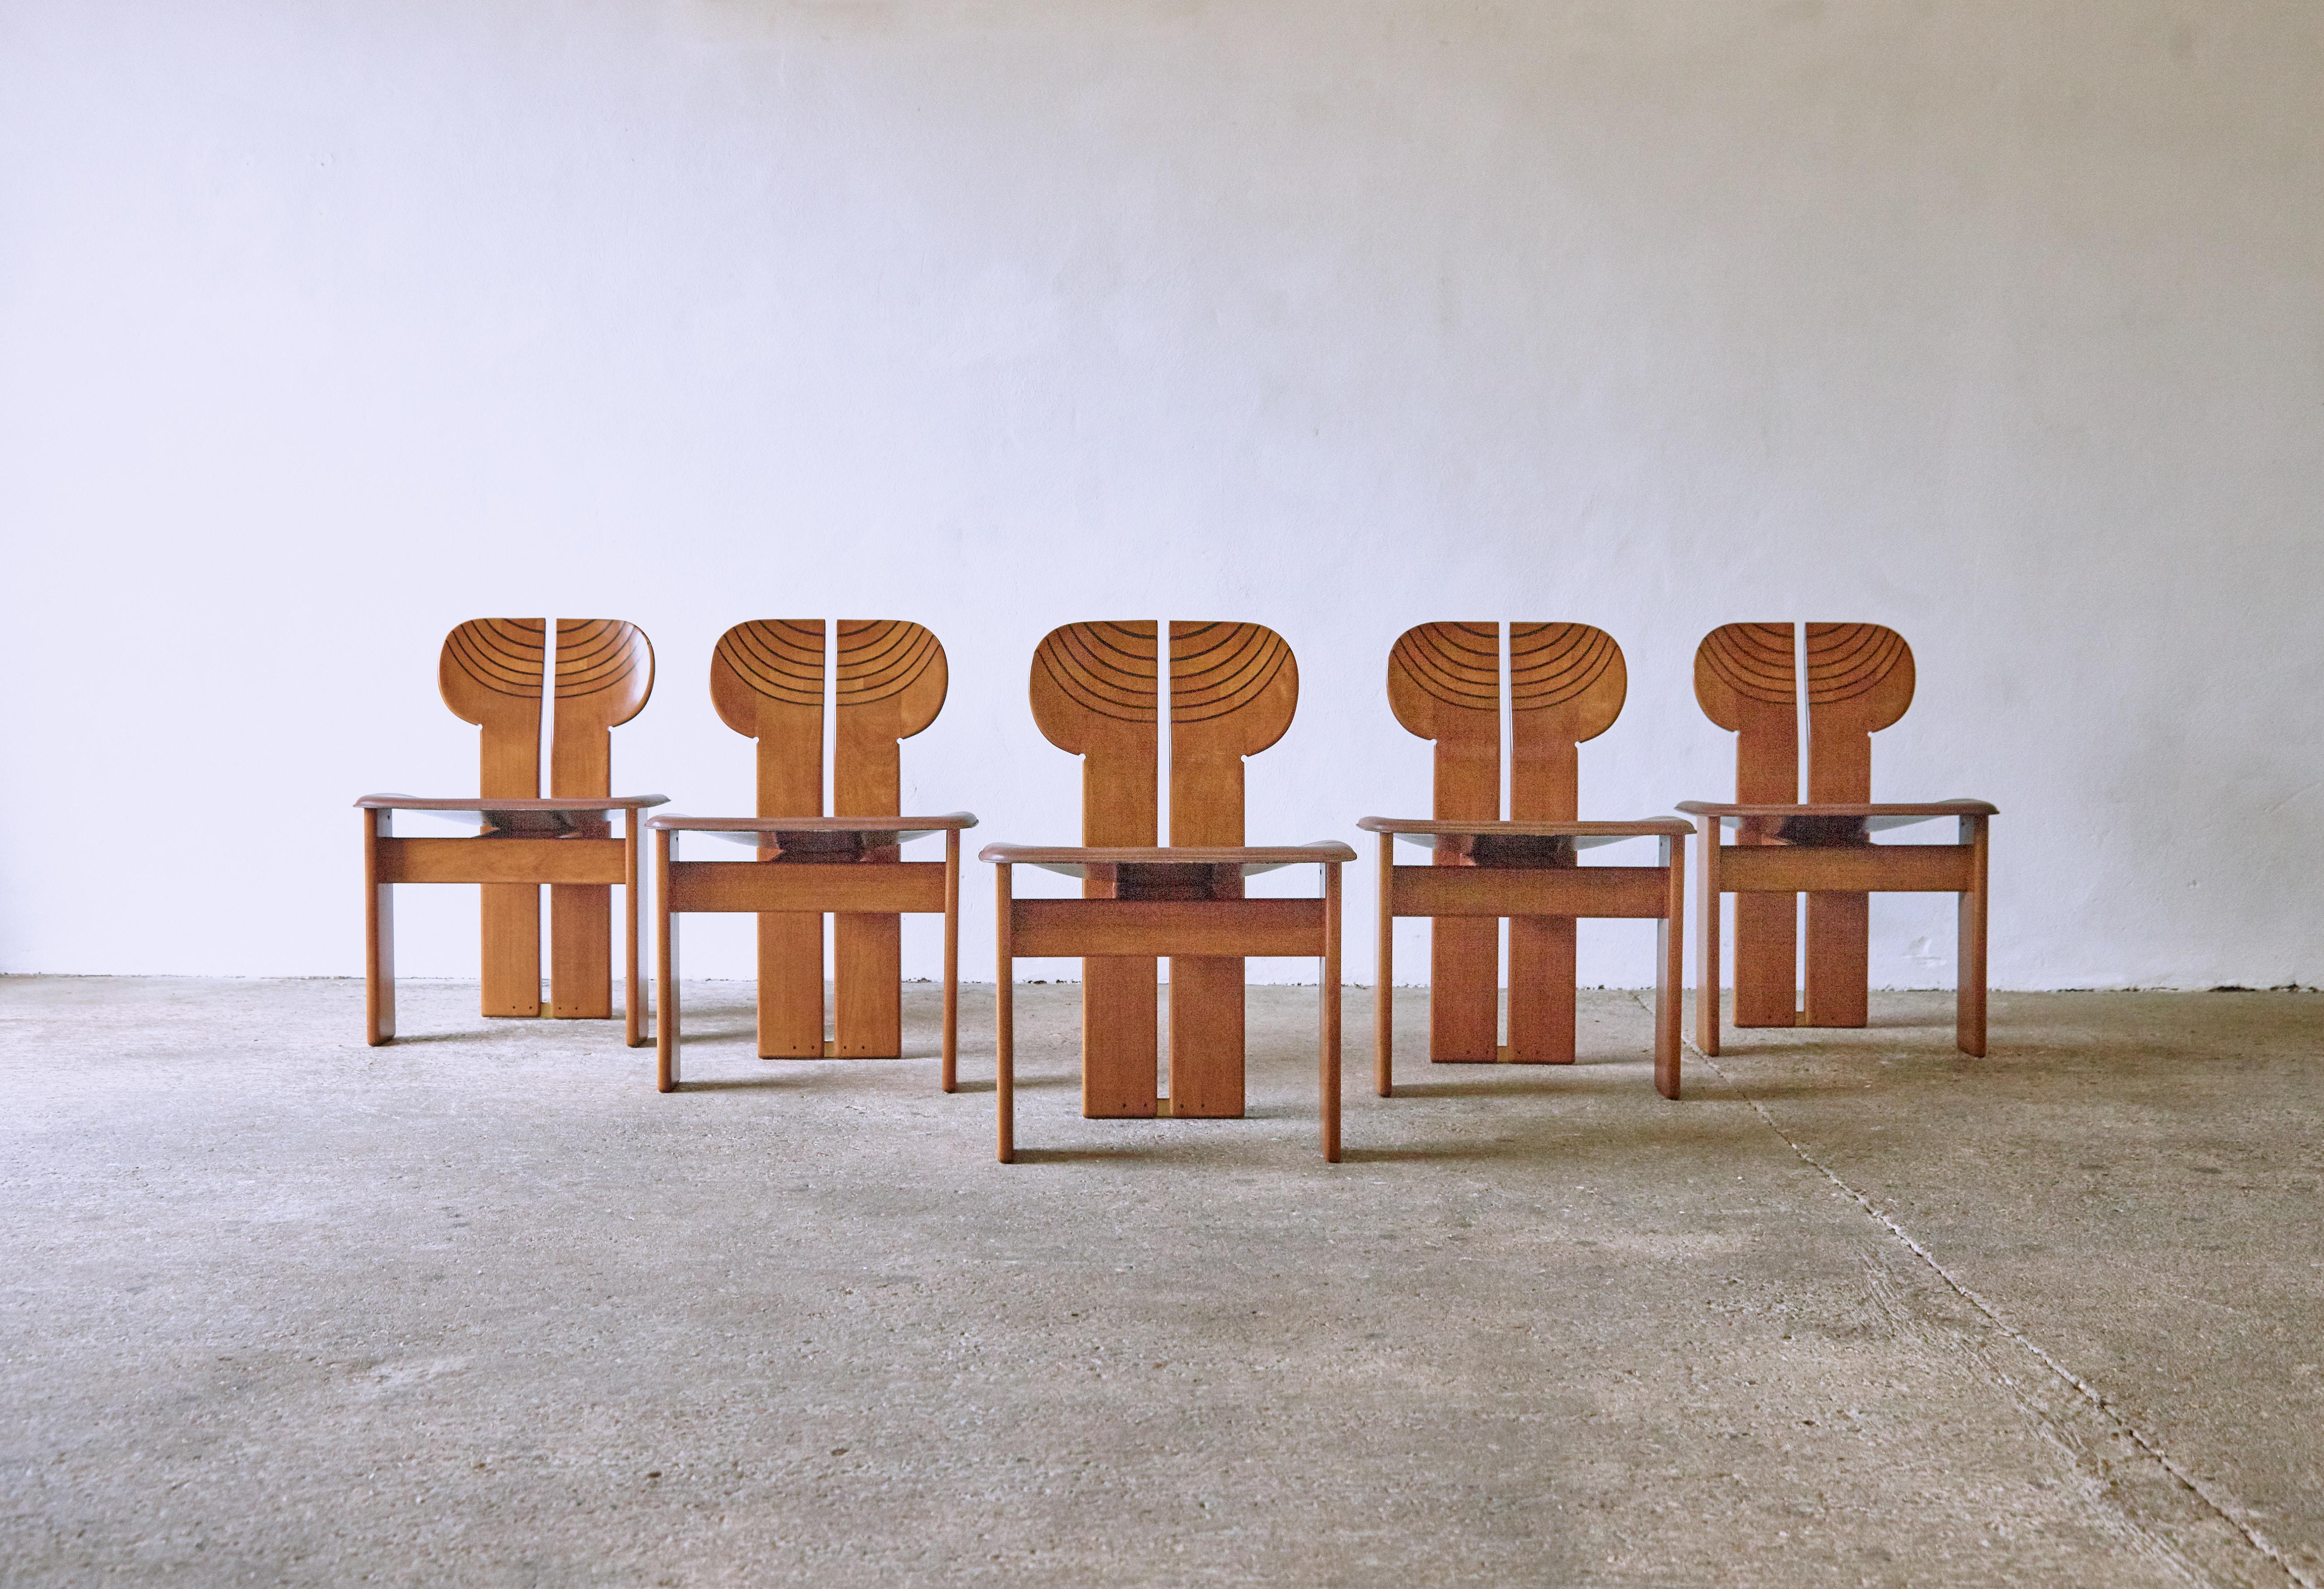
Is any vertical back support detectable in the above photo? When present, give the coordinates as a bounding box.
[1166,622,1297,1115]
[440,619,547,1017]
[1387,623,1623,1063]
[548,619,654,1018]
[1694,623,1803,1026]
[1029,622,1163,1117]
[1385,623,1501,1060]
[1505,624,1625,1059]
[833,620,949,1055]
[712,621,830,1058]
[714,620,951,1058]
[1694,622,1913,1027]
[1801,623,1914,1023]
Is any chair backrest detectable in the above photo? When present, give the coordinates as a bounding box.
[1694,622,1914,803]
[710,619,949,818]
[439,618,654,799]
[1030,620,1297,845]
[1387,622,1625,822]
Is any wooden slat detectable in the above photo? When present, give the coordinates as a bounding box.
[1694,622,1799,1028]
[441,618,548,1018]
[1033,621,1163,1118]
[1011,899,1326,960]
[1387,622,1501,1064]
[1719,845,1974,894]
[709,619,827,1060]
[665,860,948,914]
[377,837,627,886]
[1168,622,1297,1117]
[1800,623,1914,1029]
[548,619,652,1023]
[1389,865,1671,919]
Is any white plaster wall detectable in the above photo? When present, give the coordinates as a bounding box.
[1,0,2318,990]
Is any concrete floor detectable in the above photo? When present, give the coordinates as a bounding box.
[2,978,2319,1588]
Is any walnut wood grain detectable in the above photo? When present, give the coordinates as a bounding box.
[997,619,1342,1154]
[713,619,827,1057]
[1689,624,1989,1056]
[441,619,548,1016]
[367,620,653,1046]
[1387,622,1501,1062]
[1375,623,1682,1093]
[676,620,968,1080]
[1694,622,1801,1026]
[1031,621,1160,1117]
[1169,622,1298,1116]
[547,620,652,1022]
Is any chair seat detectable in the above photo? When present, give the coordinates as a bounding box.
[978,840,1356,879]
[1676,799,1996,843]
[1358,815,1691,854]
[356,793,668,836]
[649,812,977,855]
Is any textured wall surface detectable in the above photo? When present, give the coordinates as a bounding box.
[1,1,2318,987]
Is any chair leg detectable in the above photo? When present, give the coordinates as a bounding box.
[1505,915,1577,1063]
[941,830,961,1093]
[1374,835,1394,1097]
[757,912,825,1058]
[1656,835,1684,1099]
[1083,957,1160,1118]
[834,912,903,1058]
[549,883,614,1019]
[624,816,646,1048]
[1802,891,1869,1027]
[363,810,396,1045]
[1733,890,1797,1027]
[996,864,1015,1163]
[480,883,542,1017]
[655,830,681,1092]
[1431,915,1500,1061]
[1695,824,1721,1058]
[1958,816,1989,1057]
[1322,860,1342,1163]
[1169,959,1246,1117]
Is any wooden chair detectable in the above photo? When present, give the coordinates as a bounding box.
[1679,622,1995,1057]
[982,621,1354,1162]
[650,619,975,1091]
[358,617,663,1046]
[1360,623,1689,1099]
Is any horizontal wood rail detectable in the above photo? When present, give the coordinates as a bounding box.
[375,836,628,887]
[1388,865,1672,920]
[1009,897,1327,959]
[1718,844,1974,894]
[665,860,948,914]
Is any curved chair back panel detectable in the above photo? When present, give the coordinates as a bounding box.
[1510,622,1624,821]
[1695,621,1799,806]
[1695,621,1914,804]
[1804,622,1913,802]
[1169,621,1296,846]
[837,619,948,816]
[1387,621,1500,822]
[440,618,547,799]
[1387,621,1624,824]
[552,619,654,801]
[1031,620,1161,847]
[711,619,826,818]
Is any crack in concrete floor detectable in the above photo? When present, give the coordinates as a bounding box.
[3,978,2319,1587]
